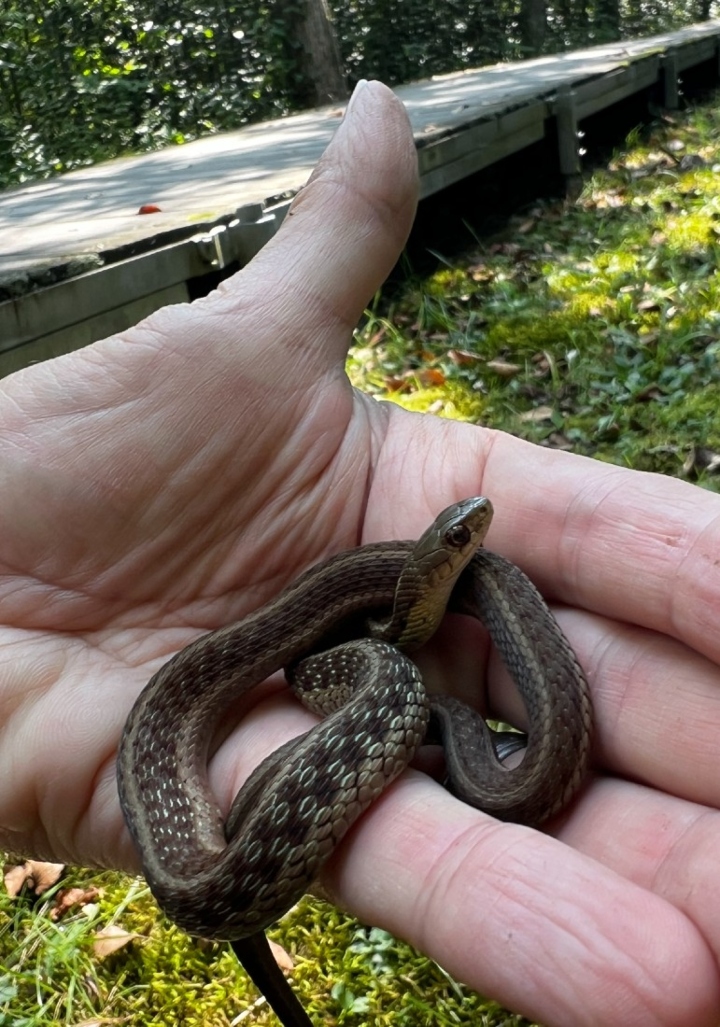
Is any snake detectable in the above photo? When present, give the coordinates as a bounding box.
[117,497,593,1027]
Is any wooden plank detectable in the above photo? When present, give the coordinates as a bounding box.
[663,49,681,109]
[556,87,581,178]
[0,284,189,378]
[0,240,207,351]
[675,37,717,69]
[418,102,548,196]
[3,19,720,366]
[574,57,661,119]
[0,202,286,349]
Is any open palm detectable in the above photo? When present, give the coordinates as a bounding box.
[1,81,719,1026]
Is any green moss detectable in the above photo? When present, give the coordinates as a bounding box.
[0,870,533,1026]
[349,91,720,493]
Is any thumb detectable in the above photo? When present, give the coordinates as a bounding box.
[208,79,419,370]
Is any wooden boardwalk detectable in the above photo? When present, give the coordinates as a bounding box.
[2,18,720,374]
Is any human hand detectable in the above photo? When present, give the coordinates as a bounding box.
[1,79,719,1026]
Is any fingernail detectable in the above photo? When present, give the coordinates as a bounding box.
[345,79,369,117]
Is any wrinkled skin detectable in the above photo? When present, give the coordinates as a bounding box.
[2,80,720,1027]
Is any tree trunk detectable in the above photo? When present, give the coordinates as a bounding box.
[519,0,546,56]
[294,0,348,106]
[594,0,621,43]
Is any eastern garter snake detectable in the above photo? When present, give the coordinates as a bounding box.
[117,497,593,1025]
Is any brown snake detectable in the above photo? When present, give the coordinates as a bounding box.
[117,497,593,1026]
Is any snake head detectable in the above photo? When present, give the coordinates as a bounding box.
[390,496,494,649]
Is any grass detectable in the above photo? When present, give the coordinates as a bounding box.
[349,108,720,488]
[0,873,529,1026]
[4,90,720,1027]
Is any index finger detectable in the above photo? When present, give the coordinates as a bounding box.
[463,423,719,661]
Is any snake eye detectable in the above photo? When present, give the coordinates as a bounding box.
[445,523,471,548]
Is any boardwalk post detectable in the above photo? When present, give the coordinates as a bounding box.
[555,86,582,196]
[663,48,680,109]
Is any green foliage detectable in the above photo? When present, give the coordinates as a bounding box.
[0,0,304,184]
[349,97,720,488]
[0,870,534,1025]
[0,0,714,187]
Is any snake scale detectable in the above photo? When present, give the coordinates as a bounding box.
[117,497,593,1026]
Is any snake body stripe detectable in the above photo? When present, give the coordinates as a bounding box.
[439,548,593,824]
[117,498,593,1027]
[118,541,422,925]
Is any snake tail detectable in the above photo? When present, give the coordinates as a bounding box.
[231,933,312,1027]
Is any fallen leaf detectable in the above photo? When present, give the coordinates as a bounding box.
[50,886,101,920]
[486,359,520,377]
[4,860,65,898]
[683,446,720,477]
[518,405,553,422]
[679,153,705,171]
[268,940,294,972]
[416,368,446,387]
[468,263,493,282]
[545,432,575,451]
[69,1019,118,1027]
[447,348,481,365]
[93,925,137,959]
[383,376,409,393]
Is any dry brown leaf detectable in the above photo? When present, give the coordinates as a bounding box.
[50,886,101,920]
[93,924,137,959]
[468,263,493,282]
[383,375,408,393]
[683,446,720,477]
[268,939,294,972]
[4,860,65,897]
[518,405,553,423]
[545,432,575,451]
[416,368,446,387]
[486,359,520,377]
[69,1019,120,1027]
[447,348,481,366]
